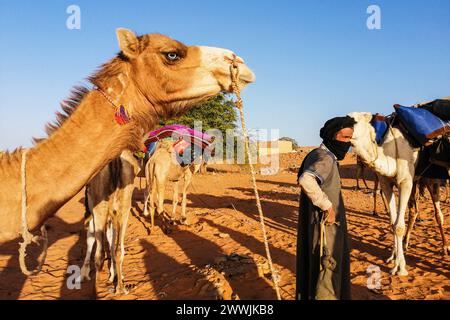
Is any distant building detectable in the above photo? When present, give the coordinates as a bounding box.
[257,140,293,156]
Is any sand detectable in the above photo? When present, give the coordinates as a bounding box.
[0,151,448,300]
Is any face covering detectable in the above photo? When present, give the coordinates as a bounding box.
[323,139,351,161]
[319,116,356,160]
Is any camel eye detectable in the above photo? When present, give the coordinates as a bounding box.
[165,52,180,62]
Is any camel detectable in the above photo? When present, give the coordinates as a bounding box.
[405,177,449,253]
[0,28,255,249]
[143,140,202,232]
[355,155,389,216]
[349,112,449,277]
[80,150,139,294]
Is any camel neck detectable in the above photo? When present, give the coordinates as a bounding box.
[364,131,398,178]
[0,90,148,243]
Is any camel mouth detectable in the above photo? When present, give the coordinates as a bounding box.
[237,66,256,85]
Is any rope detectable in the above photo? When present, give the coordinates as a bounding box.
[18,148,49,276]
[229,58,282,300]
[319,216,326,265]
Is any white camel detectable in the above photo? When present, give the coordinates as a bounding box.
[349,112,449,276]
[349,112,418,276]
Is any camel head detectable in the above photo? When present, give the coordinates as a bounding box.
[97,28,255,124]
[347,112,378,164]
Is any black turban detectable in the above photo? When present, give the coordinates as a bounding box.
[320,116,356,141]
[319,116,356,160]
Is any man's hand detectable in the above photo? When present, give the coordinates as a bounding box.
[324,207,336,225]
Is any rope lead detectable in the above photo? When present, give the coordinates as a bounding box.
[229,59,282,300]
[19,148,49,276]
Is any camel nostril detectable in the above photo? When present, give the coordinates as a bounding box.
[234,56,245,64]
[224,54,244,64]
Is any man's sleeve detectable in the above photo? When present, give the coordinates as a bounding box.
[299,172,332,211]
[302,151,334,185]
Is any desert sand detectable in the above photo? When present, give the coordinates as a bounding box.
[0,150,448,300]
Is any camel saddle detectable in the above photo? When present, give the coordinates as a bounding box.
[370,112,450,179]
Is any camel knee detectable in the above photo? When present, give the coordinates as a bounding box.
[395,225,406,238]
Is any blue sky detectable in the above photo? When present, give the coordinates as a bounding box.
[1,0,449,150]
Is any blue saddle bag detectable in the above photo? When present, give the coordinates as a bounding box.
[370,114,388,145]
[394,105,450,145]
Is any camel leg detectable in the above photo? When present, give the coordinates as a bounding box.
[379,177,397,265]
[147,178,157,232]
[416,181,426,222]
[111,217,122,294]
[362,168,370,190]
[143,163,151,218]
[180,171,192,225]
[405,181,419,252]
[80,217,95,281]
[427,180,449,255]
[355,165,362,191]
[172,181,179,218]
[143,189,150,217]
[390,179,411,276]
[380,185,390,215]
[373,177,379,216]
[374,177,389,216]
[106,219,116,283]
[445,181,450,203]
[119,211,130,281]
[115,211,130,295]
[200,163,207,174]
[93,201,109,272]
[156,181,167,220]
[443,179,449,204]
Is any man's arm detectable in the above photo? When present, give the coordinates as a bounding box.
[298,172,336,224]
[298,172,332,211]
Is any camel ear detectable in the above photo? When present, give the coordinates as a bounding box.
[348,112,371,123]
[363,113,373,122]
[116,28,139,59]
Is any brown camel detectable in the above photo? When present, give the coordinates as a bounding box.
[0,28,255,246]
[405,177,449,254]
[143,140,202,232]
[80,150,140,294]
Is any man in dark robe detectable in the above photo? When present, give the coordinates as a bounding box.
[296,116,356,300]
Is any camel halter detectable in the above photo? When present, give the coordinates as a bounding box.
[19,149,49,276]
[96,87,131,125]
[229,57,282,300]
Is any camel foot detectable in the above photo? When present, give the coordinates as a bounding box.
[115,288,129,296]
[386,255,395,264]
[179,217,189,226]
[390,265,398,275]
[397,269,408,277]
[403,239,410,252]
[80,267,91,282]
[390,265,408,276]
[115,284,129,295]
[108,274,115,284]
